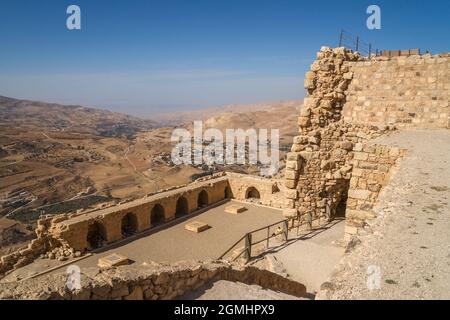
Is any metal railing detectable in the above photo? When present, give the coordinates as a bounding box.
[217,218,292,263]
[338,29,379,57]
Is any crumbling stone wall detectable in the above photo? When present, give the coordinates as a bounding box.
[344,144,405,239]
[284,47,386,222]
[343,53,450,128]
[0,260,307,300]
[284,46,439,238]
[0,217,61,277]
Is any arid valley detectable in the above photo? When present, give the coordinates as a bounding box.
[0,96,300,254]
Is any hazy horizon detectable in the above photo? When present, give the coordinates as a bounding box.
[1,0,449,116]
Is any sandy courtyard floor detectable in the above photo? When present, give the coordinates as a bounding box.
[4,200,285,280]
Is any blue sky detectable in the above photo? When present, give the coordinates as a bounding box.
[0,0,449,116]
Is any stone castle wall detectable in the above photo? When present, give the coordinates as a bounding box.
[284,47,387,223]
[343,53,450,128]
[283,47,424,238]
[0,260,307,300]
[344,144,405,239]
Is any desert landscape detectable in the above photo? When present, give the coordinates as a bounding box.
[0,96,300,247]
[1,1,449,307]
[1,46,448,302]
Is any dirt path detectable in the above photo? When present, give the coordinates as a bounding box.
[319,129,450,300]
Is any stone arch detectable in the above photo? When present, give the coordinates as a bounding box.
[86,221,107,250]
[323,179,350,221]
[121,212,138,237]
[245,186,261,199]
[197,190,209,209]
[151,204,165,226]
[224,186,232,199]
[175,196,189,218]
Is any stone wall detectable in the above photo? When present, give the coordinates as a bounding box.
[0,260,307,300]
[284,47,447,238]
[47,175,231,254]
[344,144,405,239]
[284,47,386,224]
[0,218,61,277]
[343,53,450,128]
[226,172,287,208]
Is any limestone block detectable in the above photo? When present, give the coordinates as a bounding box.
[298,116,311,128]
[308,136,320,145]
[285,169,298,180]
[291,144,306,152]
[340,141,353,151]
[185,221,210,233]
[348,189,372,200]
[340,165,353,174]
[354,143,363,152]
[305,71,316,80]
[285,179,297,189]
[346,209,377,221]
[284,189,298,200]
[319,99,333,110]
[283,209,298,219]
[300,108,311,118]
[293,135,308,145]
[351,167,363,177]
[303,97,319,109]
[353,152,369,161]
[286,152,301,161]
[225,205,247,215]
[123,287,144,300]
[98,253,130,268]
[343,72,354,80]
[285,160,299,170]
[304,79,316,90]
[320,160,333,170]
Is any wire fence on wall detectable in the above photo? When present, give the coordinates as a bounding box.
[338,30,380,57]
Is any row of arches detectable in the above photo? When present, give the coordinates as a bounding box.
[86,187,233,250]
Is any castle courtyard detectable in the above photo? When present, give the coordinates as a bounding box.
[2,200,287,280]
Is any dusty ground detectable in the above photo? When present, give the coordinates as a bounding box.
[180,280,303,300]
[264,219,345,294]
[319,129,450,300]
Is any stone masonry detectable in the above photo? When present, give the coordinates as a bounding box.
[345,144,405,239]
[343,53,450,128]
[284,47,389,223]
[0,260,307,300]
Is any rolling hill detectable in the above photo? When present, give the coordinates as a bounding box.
[0,96,156,138]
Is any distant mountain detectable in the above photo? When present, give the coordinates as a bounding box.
[181,100,303,146]
[151,100,303,126]
[0,96,156,138]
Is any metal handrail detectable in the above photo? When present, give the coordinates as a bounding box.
[217,234,247,260]
[217,218,290,261]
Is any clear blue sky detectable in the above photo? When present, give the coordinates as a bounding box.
[0,0,449,116]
